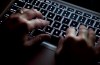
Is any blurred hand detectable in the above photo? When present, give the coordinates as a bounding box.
[56,25,97,65]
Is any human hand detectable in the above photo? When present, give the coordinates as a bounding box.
[56,25,97,65]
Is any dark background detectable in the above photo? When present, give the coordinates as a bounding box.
[63,0,100,12]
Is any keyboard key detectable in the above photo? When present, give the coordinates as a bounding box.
[45,26,53,33]
[67,7,74,12]
[53,22,61,29]
[62,11,70,17]
[70,13,78,20]
[11,5,19,10]
[70,21,79,28]
[61,24,69,31]
[54,8,63,15]
[62,17,70,25]
[47,12,55,19]
[39,2,48,9]
[33,6,40,11]
[45,0,52,4]
[47,5,55,12]
[34,1,40,6]
[53,29,61,36]
[27,0,33,3]
[14,1,25,7]
[96,36,100,43]
[54,15,62,22]
[94,22,100,28]
[40,9,47,16]
[75,10,83,15]
[25,4,33,9]
[47,18,53,25]
[92,16,100,20]
[62,32,66,37]
[51,2,59,7]
[83,13,91,18]
[85,19,95,26]
[77,16,86,23]
[59,4,66,9]
[96,29,100,36]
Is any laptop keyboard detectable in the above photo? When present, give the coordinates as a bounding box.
[0,0,100,46]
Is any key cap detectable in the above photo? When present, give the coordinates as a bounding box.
[77,16,86,24]
[54,15,62,22]
[75,10,83,15]
[47,12,55,19]
[14,1,25,7]
[62,11,70,17]
[62,17,70,25]
[53,29,61,36]
[62,32,66,37]
[51,2,59,7]
[94,22,100,28]
[39,2,48,9]
[47,18,53,25]
[96,36,99,43]
[53,22,61,29]
[86,19,95,26]
[70,13,78,20]
[27,0,33,3]
[92,16,100,20]
[67,7,74,12]
[96,29,100,36]
[40,9,47,16]
[45,26,53,33]
[33,6,40,11]
[61,24,69,31]
[70,21,79,28]
[83,13,91,18]
[34,1,40,6]
[25,4,33,9]
[11,5,19,11]
[47,5,55,12]
[54,8,63,15]
[59,4,66,9]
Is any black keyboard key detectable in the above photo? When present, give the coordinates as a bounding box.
[62,11,70,17]
[51,2,59,7]
[11,5,19,10]
[92,16,100,20]
[14,1,25,7]
[70,13,78,20]
[33,6,40,11]
[53,22,61,29]
[34,1,40,6]
[40,9,47,16]
[70,21,79,27]
[77,16,86,23]
[47,18,53,25]
[83,13,91,18]
[54,8,63,15]
[45,26,53,33]
[94,22,100,28]
[59,5,66,9]
[25,4,33,9]
[75,10,83,15]
[45,0,52,4]
[67,7,74,12]
[47,5,55,12]
[96,29,100,36]
[62,32,66,37]
[86,19,95,26]
[53,29,61,36]
[47,12,55,19]
[54,15,62,21]
[27,0,33,3]
[39,2,48,9]
[62,17,70,25]
[61,24,69,31]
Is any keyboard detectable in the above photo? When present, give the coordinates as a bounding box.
[0,0,100,46]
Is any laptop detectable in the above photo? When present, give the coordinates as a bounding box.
[0,0,100,64]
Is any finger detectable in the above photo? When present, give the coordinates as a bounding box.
[56,37,65,54]
[65,27,76,38]
[88,28,96,46]
[78,25,88,39]
[21,8,43,20]
[24,34,51,47]
[28,19,49,30]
